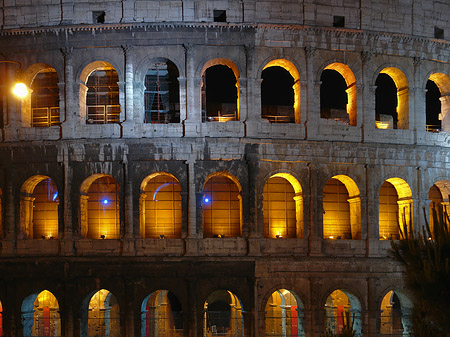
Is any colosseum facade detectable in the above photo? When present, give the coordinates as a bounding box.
[0,0,449,336]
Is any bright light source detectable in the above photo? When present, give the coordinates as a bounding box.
[12,82,29,98]
[204,197,210,203]
[102,199,109,204]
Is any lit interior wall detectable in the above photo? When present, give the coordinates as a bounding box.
[32,179,59,239]
[262,59,300,123]
[200,58,240,121]
[380,291,404,335]
[87,289,120,337]
[324,63,357,126]
[380,68,409,130]
[20,175,58,239]
[428,184,443,233]
[323,178,351,239]
[265,289,303,337]
[141,173,182,238]
[141,290,183,337]
[263,176,296,238]
[428,73,450,133]
[379,178,413,240]
[379,181,399,239]
[85,176,120,239]
[204,290,243,336]
[202,174,241,238]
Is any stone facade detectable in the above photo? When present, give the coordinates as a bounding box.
[0,1,450,336]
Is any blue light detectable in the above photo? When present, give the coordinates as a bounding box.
[52,192,58,201]
[102,199,109,205]
[204,197,210,203]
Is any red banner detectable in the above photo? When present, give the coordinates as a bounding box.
[290,306,298,336]
[43,307,50,337]
[337,306,344,334]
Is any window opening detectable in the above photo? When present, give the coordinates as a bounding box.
[428,184,443,235]
[375,73,398,129]
[213,10,226,22]
[261,66,295,123]
[426,80,441,132]
[32,178,59,239]
[86,68,120,124]
[202,65,238,122]
[263,176,296,238]
[93,11,105,24]
[265,289,305,337]
[21,291,61,337]
[82,289,120,337]
[204,290,243,337]
[323,179,351,239]
[141,290,183,337]
[333,16,345,28]
[142,174,182,238]
[144,61,180,124]
[320,70,349,124]
[202,175,241,238]
[434,26,444,39]
[31,69,60,127]
[380,291,405,335]
[87,176,119,239]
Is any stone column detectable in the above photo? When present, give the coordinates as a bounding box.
[359,51,373,133]
[123,179,134,240]
[439,95,450,133]
[412,56,424,134]
[183,43,201,131]
[304,46,317,127]
[121,45,134,122]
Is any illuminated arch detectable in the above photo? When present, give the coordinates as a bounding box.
[376,67,409,130]
[139,172,182,238]
[81,289,120,337]
[321,63,357,126]
[427,73,450,133]
[203,290,243,336]
[80,174,120,239]
[20,175,59,239]
[140,290,183,337]
[325,289,362,336]
[262,59,301,123]
[263,173,303,238]
[323,175,361,240]
[428,180,450,234]
[21,290,61,337]
[79,61,121,124]
[200,58,240,122]
[202,172,242,238]
[380,289,413,336]
[379,178,413,240]
[20,63,61,127]
[264,289,305,336]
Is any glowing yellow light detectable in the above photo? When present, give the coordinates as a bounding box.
[375,121,390,129]
[12,82,29,98]
[329,236,334,239]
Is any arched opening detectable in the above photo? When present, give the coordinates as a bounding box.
[139,173,182,239]
[21,290,61,337]
[380,290,413,336]
[428,184,443,234]
[375,68,409,130]
[201,61,239,122]
[379,178,413,240]
[263,173,303,238]
[426,80,441,132]
[144,60,180,124]
[203,290,243,336]
[202,173,242,238]
[80,174,120,239]
[427,73,450,133]
[325,290,362,336]
[140,290,183,337]
[320,63,357,126]
[20,176,59,239]
[323,175,361,240]
[81,289,120,337]
[85,64,120,124]
[265,289,305,336]
[261,59,300,123]
[30,68,60,127]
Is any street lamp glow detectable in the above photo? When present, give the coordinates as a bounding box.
[12,82,29,98]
